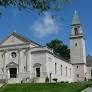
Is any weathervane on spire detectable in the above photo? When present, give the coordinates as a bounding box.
[74,10,77,14]
[14,29,16,33]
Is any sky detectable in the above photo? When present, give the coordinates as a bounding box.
[0,0,92,55]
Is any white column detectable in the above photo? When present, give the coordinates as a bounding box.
[27,49,30,73]
[7,69,10,79]
[25,50,27,72]
[3,51,6,73]
[26,50,28,72]
[17,67,18,78]
[18,49,21,73]
[25,48,30,73]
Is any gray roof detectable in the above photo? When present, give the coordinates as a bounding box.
[86,56,92,65]
[72,10,81,25]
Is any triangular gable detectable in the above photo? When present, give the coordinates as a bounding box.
[6,62,18,68]
[0,32,40,47]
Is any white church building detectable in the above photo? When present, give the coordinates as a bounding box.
[0,11,92,83]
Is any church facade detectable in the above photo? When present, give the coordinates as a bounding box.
[0,11,92,83]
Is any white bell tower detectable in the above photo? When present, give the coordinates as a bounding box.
[70,11,87,82]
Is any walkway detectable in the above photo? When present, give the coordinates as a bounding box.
[81,87,92,92]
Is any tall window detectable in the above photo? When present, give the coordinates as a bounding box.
[66,67,67,77]
[74,28,78,35]
[61,65,62,76]
[70,68,71,77]
[91,70,92,77]
[77,66,78,69]
[24,66,26,72]
[36,68,40,77]
[77,74,79,78]
[55,63,57,74]
[75,43,77,46]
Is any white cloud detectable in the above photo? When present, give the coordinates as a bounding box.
[31,12,58,38]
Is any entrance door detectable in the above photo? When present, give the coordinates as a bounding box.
[9,68,17,78]
[36,68,40,77]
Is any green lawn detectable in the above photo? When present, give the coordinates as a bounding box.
[0,82,92,92]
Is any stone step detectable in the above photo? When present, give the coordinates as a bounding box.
[8,78,20,84]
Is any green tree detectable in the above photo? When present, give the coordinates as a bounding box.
[46,39,70,60]
[0,0,72,14]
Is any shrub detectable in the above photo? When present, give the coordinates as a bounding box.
[65,81,68,83]
[53,78,58,83]
[88,79,92,81]
[45,76,49,83]
[60,81,64,83]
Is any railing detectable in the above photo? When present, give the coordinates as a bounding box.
[70,33,84,37]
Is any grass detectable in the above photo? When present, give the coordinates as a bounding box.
[0,82,92,92]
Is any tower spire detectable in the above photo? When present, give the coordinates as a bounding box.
[70,11,87,82]
[72,10,81,25]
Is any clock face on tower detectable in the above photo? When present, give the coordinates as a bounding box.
[11,52,17,58]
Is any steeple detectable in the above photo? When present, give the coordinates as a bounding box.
[70,10,84,39]
[70,11,87,82]
[72,10,81,25]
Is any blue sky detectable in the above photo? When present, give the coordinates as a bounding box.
[0,0,92,55]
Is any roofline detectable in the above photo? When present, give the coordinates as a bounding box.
[0,32,42,47]
[71,63,86,65]
[14,32,41,46]
[31,46,70,64]
[70,23,81,26]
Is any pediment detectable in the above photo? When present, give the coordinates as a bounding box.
[33,63,41,68]
[0,32,30,46]
[6,62,18,68]
[0,32,40,47]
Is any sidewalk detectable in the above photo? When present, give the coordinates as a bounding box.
[81,87,92,92]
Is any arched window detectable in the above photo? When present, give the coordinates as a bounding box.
[66,67,67,76]
[91,70,92,77]
[77,66,78,69]
[33,63,41,77]
[61,65,62,76]
[36,68,40,77]
[77,74,79,78]
[70,68,71,77]
[74,28,78,35]
[55,63,57,74]
[75,43,77,46]
[24,66,26,72]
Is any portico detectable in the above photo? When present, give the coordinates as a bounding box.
[6,62,18,79]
